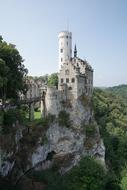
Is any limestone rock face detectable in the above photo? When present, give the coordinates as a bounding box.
[68,98,92,128]
[31,124,85,172]
[0,98,105,177]
[31,144,52,167]
[46,124,85,154]
[87,139,105,163]
[0,160,15,177]
[31,121,105,173]
[0,125,24,177]
[0,151,15,177]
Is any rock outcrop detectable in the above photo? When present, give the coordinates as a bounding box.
[0,96,105,178]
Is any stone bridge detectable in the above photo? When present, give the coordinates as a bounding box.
[19,95,46,121]
[0,95,46,121]
[20,96,44,104]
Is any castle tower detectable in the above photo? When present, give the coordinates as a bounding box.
[58,31,72,70]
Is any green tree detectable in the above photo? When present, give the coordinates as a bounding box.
[0,36,28,103]
[0,58,9,103]
[62,157,106,190]
[48,73,58,88]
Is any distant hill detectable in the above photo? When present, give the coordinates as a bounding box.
[105,84,127,100]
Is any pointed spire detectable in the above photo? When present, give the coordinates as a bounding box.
[74,44,77,58]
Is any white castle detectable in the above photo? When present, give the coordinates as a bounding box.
[45,31,93,116]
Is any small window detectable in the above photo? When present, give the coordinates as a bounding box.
[60,49,63,53]
[66,35,68,38]
[61,58,63,62]
[61,78,63,83]
[66,78,69,83]
[71,78,74,83]
[67,42,68,45]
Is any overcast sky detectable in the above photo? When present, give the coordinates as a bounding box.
[0,0,127,86]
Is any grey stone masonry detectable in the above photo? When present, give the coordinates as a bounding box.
[58,57,93,99]
[45,56,93,116]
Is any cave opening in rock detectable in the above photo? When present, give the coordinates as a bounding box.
[46,151,56,161]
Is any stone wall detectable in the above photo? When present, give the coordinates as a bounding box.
[45,87,62,116]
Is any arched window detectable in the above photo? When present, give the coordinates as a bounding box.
[68,87,72,90]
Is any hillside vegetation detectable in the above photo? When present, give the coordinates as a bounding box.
[93,85,127,189]
[106,84,127,100]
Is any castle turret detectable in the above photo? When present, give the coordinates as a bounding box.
[58,31,72,70]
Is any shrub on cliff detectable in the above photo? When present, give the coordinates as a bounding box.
[58,110,71,128]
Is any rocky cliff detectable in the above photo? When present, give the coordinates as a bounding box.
[0,95,105,181]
